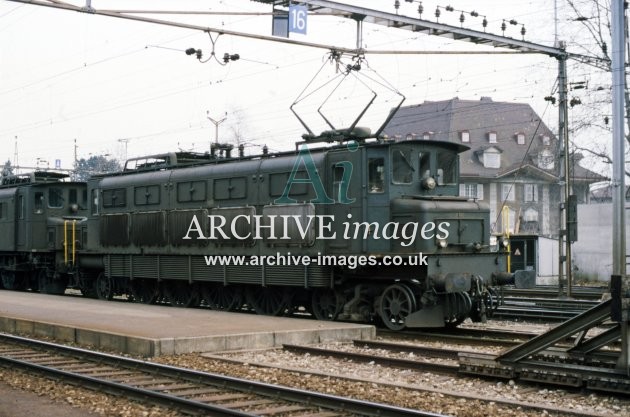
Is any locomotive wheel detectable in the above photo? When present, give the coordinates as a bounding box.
[378,283,417,331]
[245,286,290,316]
[311,288,344,321]
[444,292,472,328]
[78,271,98,299]
[163,281,198,308]
[95,272,113,301]
[1,270,27,291]
[130,279,159,304]
[201,283,243,311]
[37,269,66,295]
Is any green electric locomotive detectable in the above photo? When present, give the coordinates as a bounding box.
[77,129,532,330]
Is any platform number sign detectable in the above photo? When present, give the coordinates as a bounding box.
[289,5,307,34]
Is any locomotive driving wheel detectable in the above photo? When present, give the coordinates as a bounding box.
[130,279,159,304]
[163,281,198,307]
[1,270,27,291]
[95,272,113,300]
[37,269,66,295]
[245,286,291,316]
[311,288,344,321]
[378,283,417,331]
[201,283,243,311]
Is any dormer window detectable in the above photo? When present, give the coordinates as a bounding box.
[516,132,525,145]
[540,135,550,146]
[422,131,433,140]
[488,131,497,144]
[459,130,470,143]
[538,149,554,170]
[483,148,501,168]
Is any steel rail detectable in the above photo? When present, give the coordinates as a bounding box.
[283,343,460,375]
[0,333,444,417]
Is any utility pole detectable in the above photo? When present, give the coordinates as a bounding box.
[73,138,78,180]
[118,138,130,161]
[206,110,227,149]
[13,136,18,175]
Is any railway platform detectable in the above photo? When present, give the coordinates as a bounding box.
[0,291,374,357]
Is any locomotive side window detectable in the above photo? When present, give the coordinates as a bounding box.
[102,188,127,208]
[69,189,78,206]
[436,150,457,185]
[48,187,64,208]
[368,158,385,193]
[176,181,206,203]
[269,172,308,197]
[134,185,160,206]
[34,192,44,214]
[0,202,4,218]
[392,148,414,184]
[214,177,247,200]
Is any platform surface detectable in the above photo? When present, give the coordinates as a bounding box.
[0,291,374,357]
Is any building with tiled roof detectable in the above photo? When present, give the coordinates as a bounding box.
[384,97,606,238]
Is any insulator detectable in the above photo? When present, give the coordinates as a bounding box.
[446,5,454,12]
[602,42,608,54]
[509,19,518,25]
[394,0,400,11]
[482,17,488,28]
[418,3,423,17]
[471,11,479,17]
[501,21,506,32]
[521,25,526,37]
[460,12,465,24]
[604,116,610,125]
[435,7,440,19]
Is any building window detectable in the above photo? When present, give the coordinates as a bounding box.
[516,132,525,145]
[422,131,433,140]
[524,207,539,222]
[540,135,550,146]
[488,131,497,144]
[483,151,501,169]
[459,183,483,200]
[524,184,538,202]
[502,184,515,201]
[459,130,470,143]
[538,149,554,170]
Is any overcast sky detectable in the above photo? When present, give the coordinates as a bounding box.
[0,0,610,174]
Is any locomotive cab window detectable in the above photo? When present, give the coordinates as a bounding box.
[368,158,385,193]
[69,188,86,209]
[91,189,99,215]
[0,202,4,219]
[48,187,64,208]
[436,150,457,185]
[34,191,44,213]
[391,147,414,184]
[418,152,431,180]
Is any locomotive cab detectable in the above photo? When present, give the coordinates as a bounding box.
[0,172,87,294]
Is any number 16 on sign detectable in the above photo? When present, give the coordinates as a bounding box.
[289,5,307,34]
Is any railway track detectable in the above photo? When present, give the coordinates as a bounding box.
[501,285,606,300]
[0,333,444,417]
[493,296,601,321]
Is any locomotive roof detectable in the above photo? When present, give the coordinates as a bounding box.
[0,171,71,189]
[102,138,468,179]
